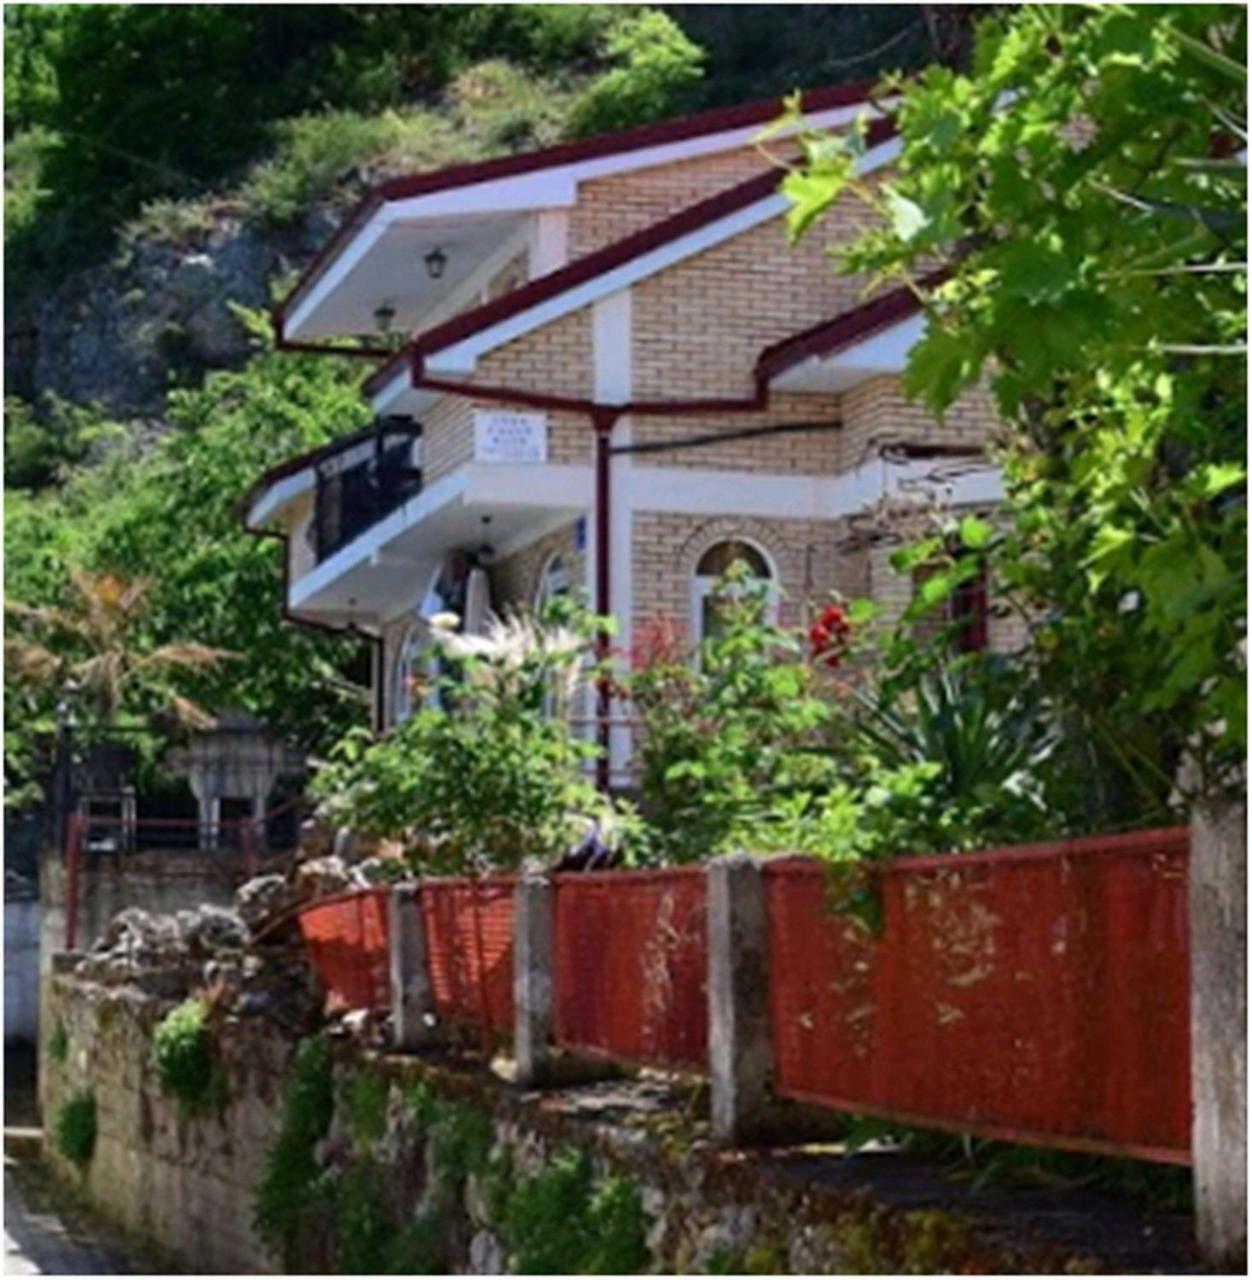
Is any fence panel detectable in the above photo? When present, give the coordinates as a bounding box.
[298,887,390,1012]
[421,876,516,1039]
[553,868,708,1072]
[765,828,1191,1164]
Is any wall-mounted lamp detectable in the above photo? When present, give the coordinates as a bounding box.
[424,247,448,281]
[373,302,396,335]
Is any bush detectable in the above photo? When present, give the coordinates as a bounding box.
[628,567,840,863]
[254,1035,335,1267]
[314,608,637,872]
[503,1147,647,1274]
[54,1091,96,1166]
[153,998,216,1111]
[567,10,705,137]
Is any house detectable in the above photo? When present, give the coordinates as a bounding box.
[244,81,1016,783]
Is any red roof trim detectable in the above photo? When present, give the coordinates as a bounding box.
[277,79,885,326]
[756,269,947,382]
[363,115,897,397]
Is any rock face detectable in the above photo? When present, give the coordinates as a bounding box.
[14,203,340,419]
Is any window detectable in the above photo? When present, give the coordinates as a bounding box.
[535,554,572,719]
[391,623,424,726]
[692,539,777,644]
[912,543,990,654]
[535,554,571,612]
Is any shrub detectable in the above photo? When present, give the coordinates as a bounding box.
[314,608,638,872]
[254,1035,334,1267]
[152,997,216,1111]
[54,1091,96,1166]
[503,1146,648,1274]
[567,10,705,137]
[628,566,841,864]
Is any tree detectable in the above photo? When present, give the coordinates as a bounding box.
[785,6,1246,1265]
[784,4,1245,808]
[5,568,228,733]
[3,314,373,796]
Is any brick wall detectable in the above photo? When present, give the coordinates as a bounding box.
[569,145,779,256]
[489,522,586,614]
[631,511,867,638]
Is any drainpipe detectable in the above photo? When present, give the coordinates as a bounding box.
[592,409,619,792]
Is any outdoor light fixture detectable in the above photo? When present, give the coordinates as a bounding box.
[424,247,448,280]
[373,302,396,335]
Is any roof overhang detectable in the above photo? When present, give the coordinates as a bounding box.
[280,82,895,343]
[757,272,947,394]
[768,311,924,392]
[362,126,901,408]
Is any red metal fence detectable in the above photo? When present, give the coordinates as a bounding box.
[298,887,390,1012]
[420,876,516,1039]
[764,828,1191,1164]
[553,868,708,1072]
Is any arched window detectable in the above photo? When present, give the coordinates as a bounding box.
[692,538,777,644]
[391,622,424,726]
[535,553,571,612]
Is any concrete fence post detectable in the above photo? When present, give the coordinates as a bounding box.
[1190,794,1247,1271]
[707,853,773,1144]
[514,873,555,1087]
[390,884,436,1051]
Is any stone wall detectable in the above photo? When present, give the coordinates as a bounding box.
[40,972,1123,1276]
[43,976,289,1273]
[37,843,274,1116]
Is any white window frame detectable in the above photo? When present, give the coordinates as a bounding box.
[690,537,780,647]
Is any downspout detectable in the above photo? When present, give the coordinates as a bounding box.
[591,409,620,792]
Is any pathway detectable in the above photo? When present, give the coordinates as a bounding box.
[4,1159,168,1275]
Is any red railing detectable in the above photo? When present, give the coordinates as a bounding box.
[552,867,708,1072]
[298,887,391,1012]
[764,828,1191,1164]
[420,876,516,1041]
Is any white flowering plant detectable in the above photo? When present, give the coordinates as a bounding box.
[313,602,639,873]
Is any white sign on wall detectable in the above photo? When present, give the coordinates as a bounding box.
[473,409,548,463]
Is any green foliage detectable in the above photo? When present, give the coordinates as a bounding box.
[314,608,637,872]
[332,1155,394,1274]
[629,567,838,864]
[54,1090,97,1166]
[152,998,218,1112]
[381,1208,449,1275]
[787,4,1247,806]
[4,395,122,492]
[503,1146,648,1274]
[4,315,370,795]
[345,1071,389,1149]
[243,62,577,227]
[568,10,705,137]
[254,1035,334,1268]
[47,1022,68,1064]
[427,1097,493,1195]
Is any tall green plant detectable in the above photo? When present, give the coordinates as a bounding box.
[314,607,636,872]
[628,567,839,864]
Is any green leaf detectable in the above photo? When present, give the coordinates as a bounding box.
[884,187,928,242]
[958,514,993,550]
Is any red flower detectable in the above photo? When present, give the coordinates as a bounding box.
[809,603,852,668]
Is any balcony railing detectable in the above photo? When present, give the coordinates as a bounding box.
[312,418,423,563]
